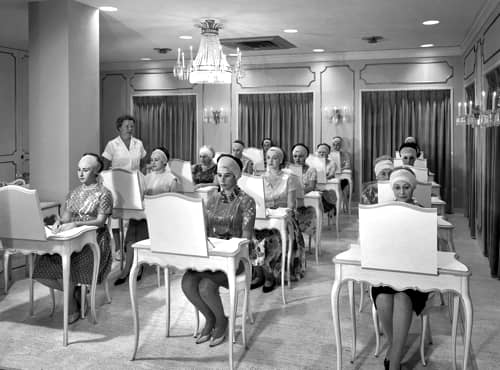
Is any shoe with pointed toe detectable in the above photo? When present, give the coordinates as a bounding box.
[114,275,129,286]
[262,279,276,293]
[209,334,226,347]
[195,333,212,344]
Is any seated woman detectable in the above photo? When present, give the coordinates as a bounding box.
[360,155,393,205]
[114,147,179,285]
[181,155,256,347]
[252,146,306,292]
[33,153,113,324]
[288,143,317,236]
[316,143,338,214]
[192,145,218,189]
[398,142,420,166]
[372,167,429,370]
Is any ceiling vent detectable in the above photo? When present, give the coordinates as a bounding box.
[362,36,384,44]
[220,36,296,51]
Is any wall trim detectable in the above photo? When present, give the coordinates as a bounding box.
[0,51,17,157]
[464,45,477,80]
[236,66,316,88]
[461,0,500,53]
[129,72,194,92]
[359,61,454,85]
[482,12,500,64]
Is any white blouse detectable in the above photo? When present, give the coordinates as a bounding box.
[142,171,178,195]
[102,136,146,171]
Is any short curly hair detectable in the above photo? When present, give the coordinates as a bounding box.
[116,115,136,130]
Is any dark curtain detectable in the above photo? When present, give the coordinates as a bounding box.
[361,90,452,211]
[238,93,313,156]
[483,68,500,278]
[464,84,476,238]
[133,95,197,162]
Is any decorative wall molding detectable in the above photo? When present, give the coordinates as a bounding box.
[130,72,193,91]
[0,51,17,157]
[482,13,500,65]
[237,66,315,88]
[461,2,500,53]
[360,61,454,85]
[464,45,477,80]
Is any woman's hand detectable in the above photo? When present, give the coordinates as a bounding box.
[53,222,76,233]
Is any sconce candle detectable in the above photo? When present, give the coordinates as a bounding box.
[458,102,462,116]
[492,92,497,111]
[481,91,487,110]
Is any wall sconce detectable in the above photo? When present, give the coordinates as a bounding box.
[324,106,350,124]
[203,106,226,124]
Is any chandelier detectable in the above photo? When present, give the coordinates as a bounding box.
[456,91,500,128]
[173,19,242,84]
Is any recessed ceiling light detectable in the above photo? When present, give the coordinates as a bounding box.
[99,6,117,12]
[422,20,440,26]
[179,35,192,40]
[140,57,151,61]
[420,43,434,48]
[228,53,239,57]
[283,29,298,33]
[313,49,325,53]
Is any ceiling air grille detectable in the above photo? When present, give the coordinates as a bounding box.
[220,36,296,51]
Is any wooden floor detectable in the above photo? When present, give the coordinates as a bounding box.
[0,210,499,369]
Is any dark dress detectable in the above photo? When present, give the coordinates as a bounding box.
[191,163,217,185]
[370,199,429,315]
[33,183,113,285]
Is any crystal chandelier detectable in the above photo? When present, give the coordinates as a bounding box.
[173,19,242,84]
[456,91,500,128]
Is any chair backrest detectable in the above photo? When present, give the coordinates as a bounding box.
[100,169,143,211]
[144,193,208,257]
[286,164,303,185]
[305,155,327,184]
[359,203,437,275]
[243,147,265,172]
[237,174,266,218]
[214,151,223,162]
[0,185,46,241]
[377,180,432,207]
[169,159,195,193]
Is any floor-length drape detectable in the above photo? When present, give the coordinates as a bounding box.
[464,84,476,238]
[361,90,452,211]
[238,93,313,155]
[133,95,197,162]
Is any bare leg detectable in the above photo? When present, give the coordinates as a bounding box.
[375,294,394,359]
[389,292,413,370]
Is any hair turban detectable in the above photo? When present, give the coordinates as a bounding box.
[217,155,242,179]
[80,154,102,173]
[292,143,309,156]
[389,167,417,189]
[151,148,169,164]
[374,156,393,176]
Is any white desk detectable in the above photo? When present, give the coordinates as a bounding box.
[317,179,341,236]
[0,226,100,346]
[331,245,472,370]
[129,237,251,370]
[254,208,290,304]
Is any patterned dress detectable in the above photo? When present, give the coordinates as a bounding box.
[33,183,113,285]
[191,163,217,185]
[360,181,378,205]
[289,164,317,236]
[252,170,306,283]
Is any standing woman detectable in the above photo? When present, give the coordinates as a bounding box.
[114,147,179,285]
[182,154,256,347]
[252,146,306,292]
[192,145,218,189]
[33,153,113,324]
[102,115,147,171]
[372,167,429,370]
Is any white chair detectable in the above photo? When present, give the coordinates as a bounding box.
[243,147,265,174]
[359,203,442,366]
[237,174,291,304]
[129,193,252,370]
[0,185,105,346]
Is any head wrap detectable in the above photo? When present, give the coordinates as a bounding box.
[217,155,242,179]
[373,155,393,176]
[389,167,417,189]
[232,140,244,150]
[404,136,417,144]
[80,154,102,173]
[400,146,418,159]
[332,136,343,144]
[292,143,309,156]
[151,148,169,165]
[266,146,285,164]
[316,143,331,154]
[199,145,215,158]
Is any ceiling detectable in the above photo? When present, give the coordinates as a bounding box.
[0,0,496,63]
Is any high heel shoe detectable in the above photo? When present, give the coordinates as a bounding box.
[384,358,389,370]
[209,318,228,347]
[195,326,213,344]
[114,275,129,286]
[262,279,276,293]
